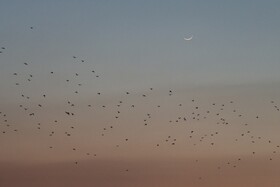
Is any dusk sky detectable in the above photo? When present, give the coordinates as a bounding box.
[1,1,280,187]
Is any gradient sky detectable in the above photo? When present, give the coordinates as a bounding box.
[1,1,280,187]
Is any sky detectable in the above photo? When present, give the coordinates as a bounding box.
[0,0,280,187]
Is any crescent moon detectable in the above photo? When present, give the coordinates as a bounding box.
[184,36,193,41]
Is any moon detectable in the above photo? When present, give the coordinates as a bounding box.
[184,36,193,41]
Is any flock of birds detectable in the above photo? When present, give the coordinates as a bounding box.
[1,26,280,183]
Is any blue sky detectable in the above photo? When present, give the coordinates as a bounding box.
[1,0,280,89]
